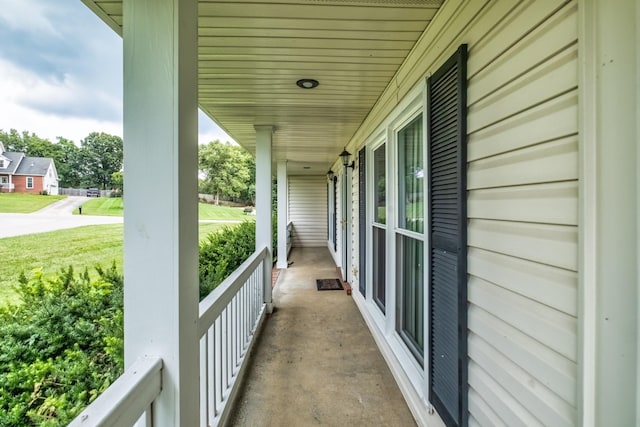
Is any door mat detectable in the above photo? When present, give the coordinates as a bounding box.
[316,278,344,291]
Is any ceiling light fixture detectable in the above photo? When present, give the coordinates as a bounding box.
[296,78,319,89]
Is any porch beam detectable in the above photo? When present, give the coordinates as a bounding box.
[277,160,288,269]
[255,125,274,308]
[122,0,199,425]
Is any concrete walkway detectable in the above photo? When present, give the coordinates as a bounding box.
[230,247,417,426]
[0,196,122,239]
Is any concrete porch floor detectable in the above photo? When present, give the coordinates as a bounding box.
[229,247,417,426]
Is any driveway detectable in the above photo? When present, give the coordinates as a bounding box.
[0,196,122,239]
[33,195,90,216]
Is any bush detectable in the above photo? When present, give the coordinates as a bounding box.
[0,265,124,426]
[199,221,256,299]
[198,217,278,300]
[0,220,276,423]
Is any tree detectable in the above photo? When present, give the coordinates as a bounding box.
[111,171,123,196]
[198,141,253,205]
[55,137,84,188]
[80,132,124,189]
[0,129,29,153]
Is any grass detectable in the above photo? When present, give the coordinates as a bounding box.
[199,203,253,221]
[0,221,236,305]
[75,197,251,221]
[0,193,66,213]
[74,197,123,216]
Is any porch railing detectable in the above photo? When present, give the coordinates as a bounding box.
[198,246,270,426]
[69,357,162,426]
[286,221,293,255]
[69,247,270,427]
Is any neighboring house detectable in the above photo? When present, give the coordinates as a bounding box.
[0,142,59,195]
[77,1,638,427]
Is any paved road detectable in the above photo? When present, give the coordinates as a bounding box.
[0,196,122,239]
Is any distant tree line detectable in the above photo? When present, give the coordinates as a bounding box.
[1,130,256,203]
[0,129,123,190]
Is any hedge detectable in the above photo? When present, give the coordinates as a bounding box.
[0,220,271,425]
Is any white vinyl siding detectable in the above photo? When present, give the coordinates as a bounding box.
[288,176,327,247]
[465,1,578,426]
[349,1,578,425]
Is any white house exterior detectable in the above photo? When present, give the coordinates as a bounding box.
[76,0,638,426]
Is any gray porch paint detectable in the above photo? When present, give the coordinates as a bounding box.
[122,0,199,424]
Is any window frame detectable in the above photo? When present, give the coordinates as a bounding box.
[369,138,387,314]
[26,176,34,189]
[393,109,426,365]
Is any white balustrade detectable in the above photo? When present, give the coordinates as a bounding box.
[69,246,270,427]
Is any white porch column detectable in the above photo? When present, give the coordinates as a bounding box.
[580,0,638,425]
[122,0,199,425]
[255,125,273,307]
[277,160,288,269]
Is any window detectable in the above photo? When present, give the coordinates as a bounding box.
[397,234,424,359]
[0,176,7,184]
[26,176,34,189]
[395,114,424,364]
[398,115,423,234]
[372,143,386,312]
[0,160,5,168]
[373,144,386,225]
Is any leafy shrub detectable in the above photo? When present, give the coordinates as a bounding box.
[0,219,276,423]
[198,217,278,299]
[0,265,124,426]
[199,221,256,299]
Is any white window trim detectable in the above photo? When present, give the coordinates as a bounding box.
[362,83,428,388]
[26,176,34,189]
[369,136,388,319]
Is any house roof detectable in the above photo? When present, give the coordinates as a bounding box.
[14,156,54,176]
[81,0,444,175]
[1,152,25,174]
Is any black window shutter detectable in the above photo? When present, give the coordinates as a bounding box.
[333,177,338,252]
[358,148,367,296]
[427,44,468,427]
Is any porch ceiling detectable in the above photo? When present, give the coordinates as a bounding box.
[82,0,443,175]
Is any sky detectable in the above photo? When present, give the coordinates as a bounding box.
[0,0,234,146]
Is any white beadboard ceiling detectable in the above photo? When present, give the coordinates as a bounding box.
[82,0,442,175]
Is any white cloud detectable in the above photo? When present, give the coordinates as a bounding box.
[0,0,60,37]
[0,0,235,148]
[0,57,122,143]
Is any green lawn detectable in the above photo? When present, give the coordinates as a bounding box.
[0,193,66,213]
[199,203,253,221]
[0,222,234,305]
[74,196,123,216]
[75,197,251,221]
